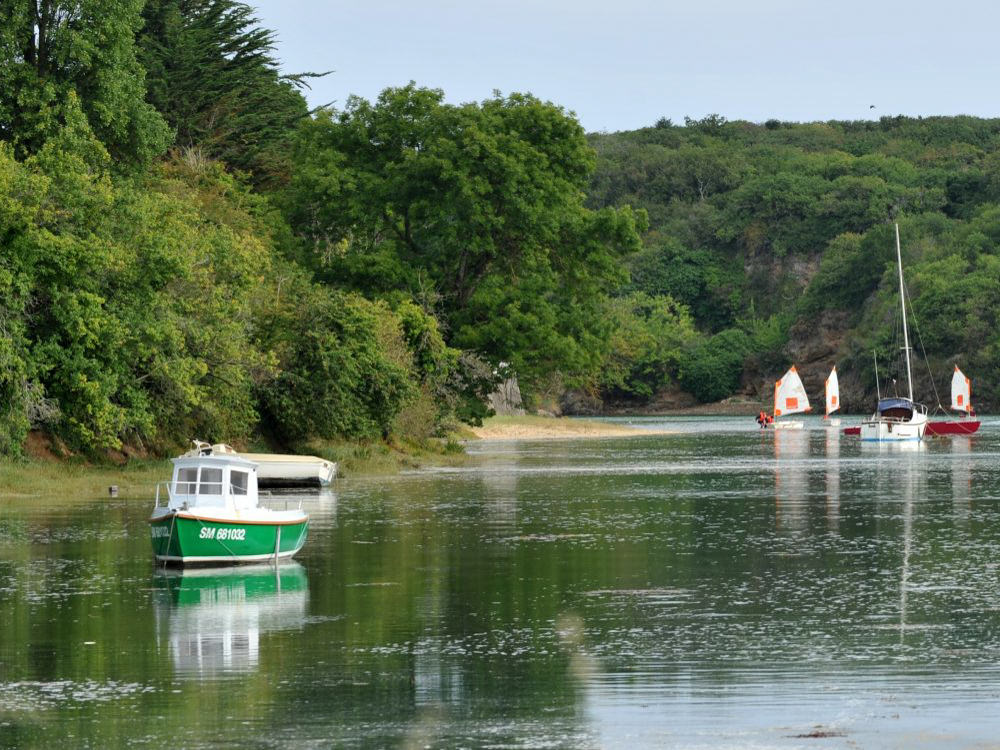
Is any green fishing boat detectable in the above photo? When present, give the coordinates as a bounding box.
[150,443,309,565]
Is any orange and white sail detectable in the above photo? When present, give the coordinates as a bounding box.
[825,366,840,418]
[951,365,972,413]
[774,366,811,417]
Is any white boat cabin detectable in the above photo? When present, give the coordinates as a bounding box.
[163,453,260,512]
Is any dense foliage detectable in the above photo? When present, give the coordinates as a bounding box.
[283,84,645,390]
[0,0,171,165]
[4,0,1000,457]
[137,0,319,184]
[0,0,640,455]
[589,115,1000,410]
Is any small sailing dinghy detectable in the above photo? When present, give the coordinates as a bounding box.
[925,365,981,436]
[860,224,927,443]
[772,366,811,429]
[150,443,309,565]
[824,366,841,427]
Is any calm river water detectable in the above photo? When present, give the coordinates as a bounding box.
[4,417,1000,748]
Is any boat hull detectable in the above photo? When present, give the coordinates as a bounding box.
[772,420,804,430]
[240,453,337,486]
[859,414,927,442]
[925,419,981,436]
[150,511,308,565]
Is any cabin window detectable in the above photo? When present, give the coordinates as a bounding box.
[199,467,223,495]
[231,470,248,495]
[177,468,198,494]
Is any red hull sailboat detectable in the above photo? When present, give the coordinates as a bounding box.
[925,366,980,435]
[844,365,981,436]
[925,419,980,435]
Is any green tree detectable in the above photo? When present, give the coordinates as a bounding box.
[0,115,275,453]
[256,279,416,443]
[678,328,751,403]
[0,146,43,453]
[627,238,737,331]
[0,0,170,165]
[285,84,645,388]
[719,172,829,256]
[600,292,698,399]
[138,0,318,183]
[796,232,878,319]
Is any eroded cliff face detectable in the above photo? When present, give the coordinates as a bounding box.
[742,242,819,317]
[740,248,840,407]
[729,249,887,414]
[781,309,854,408]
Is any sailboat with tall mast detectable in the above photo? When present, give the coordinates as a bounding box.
[859,224,928,443]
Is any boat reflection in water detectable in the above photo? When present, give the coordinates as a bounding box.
[773,427,809,532]
[153,562,308,677]
[824,427,840,532]
[951,435,972,527]
[859,436,925,454]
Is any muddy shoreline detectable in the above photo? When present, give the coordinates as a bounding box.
[467,416,675,441]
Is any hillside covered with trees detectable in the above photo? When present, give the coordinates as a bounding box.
[2,0,999,459]
[586,115,1000,413]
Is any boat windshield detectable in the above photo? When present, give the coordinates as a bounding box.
[876,397,927,420]
[165,456,258,511]
[877,397,914,413]
[199,467,223,494]
[173,465,224,496]
[231,470,249,495]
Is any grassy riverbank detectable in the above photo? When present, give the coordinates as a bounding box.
[0,435,474,499]
[0,459,168,501]
[295,436,475,476]
[0,416,669,498]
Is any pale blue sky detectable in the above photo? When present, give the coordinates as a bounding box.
[251,0,1000,132]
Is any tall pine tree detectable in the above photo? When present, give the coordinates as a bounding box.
[138,0,323,184]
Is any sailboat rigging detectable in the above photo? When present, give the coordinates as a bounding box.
[859,224,928,443]
[925,365,981,435]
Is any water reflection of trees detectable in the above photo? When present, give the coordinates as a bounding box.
[773,428,810,532]
[8,431,1000,746]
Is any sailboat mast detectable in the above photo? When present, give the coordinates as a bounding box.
[895,223,914,402]
[874,350,881,400]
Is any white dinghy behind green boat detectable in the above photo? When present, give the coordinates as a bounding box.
[184,441,336,486]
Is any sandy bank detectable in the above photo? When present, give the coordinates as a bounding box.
[467,416,673,441]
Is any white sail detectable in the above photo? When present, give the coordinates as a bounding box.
[825,366,840,417]
[951,366,972,413]
[774,366,811,417]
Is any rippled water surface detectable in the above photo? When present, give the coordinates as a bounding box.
[4,417,1000,748]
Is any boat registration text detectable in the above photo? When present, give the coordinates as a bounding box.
[199,527,246,541]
